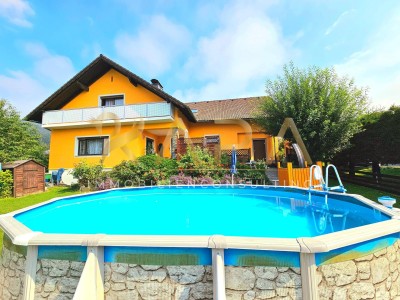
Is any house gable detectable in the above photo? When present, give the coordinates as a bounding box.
[26,54,195,123]
[62,69,166,110]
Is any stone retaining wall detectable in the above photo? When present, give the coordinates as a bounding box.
[317,240,400,300]
[2,241,400,300]
[0,245,302,300]
[0,246,26,299]
[104,264,301,299]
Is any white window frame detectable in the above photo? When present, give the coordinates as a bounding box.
[75,135,110,157]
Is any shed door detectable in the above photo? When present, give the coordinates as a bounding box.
[23,170,38,189]
[253,139,266,161]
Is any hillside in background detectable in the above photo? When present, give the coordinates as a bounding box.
[25,121,50,147]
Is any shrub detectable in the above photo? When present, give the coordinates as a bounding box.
[237,160,271,185]
[178,146,219,178]
[110,160,143,186]
[111,155,179,186]
[0,170,13,197]
[169,173,215,185]
[72,160,104,189]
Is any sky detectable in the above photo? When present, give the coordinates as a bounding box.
[0,0,399,117]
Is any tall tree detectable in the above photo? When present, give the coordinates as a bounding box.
[334,105,400,164]
[0,99,48,166]
[256,63,368,161]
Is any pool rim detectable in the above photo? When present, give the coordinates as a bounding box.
[1,184,399,255]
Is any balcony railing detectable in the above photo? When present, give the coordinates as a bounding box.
[42,102,172,126]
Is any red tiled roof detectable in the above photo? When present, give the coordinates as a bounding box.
[185,97,264,121]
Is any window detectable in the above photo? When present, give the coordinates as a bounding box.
[100,95,124,107]
[205,135,220,144]
[146,137,155,155]
[78,136,109,156]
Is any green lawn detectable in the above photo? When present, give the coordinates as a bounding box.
[0,186,80,250]
[329,178,398,206]
[357,166,400,176]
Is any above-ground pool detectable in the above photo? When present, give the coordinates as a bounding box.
[14,187,390,237]
[1,185,400,300]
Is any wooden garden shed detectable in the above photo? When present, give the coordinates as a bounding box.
[2,160,45,197]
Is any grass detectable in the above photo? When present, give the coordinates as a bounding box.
[329,178,398,206]
[357,166,400,176]
[0,186,80,250]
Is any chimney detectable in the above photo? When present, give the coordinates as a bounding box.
[151,79,163,90]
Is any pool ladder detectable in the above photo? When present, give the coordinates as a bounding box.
[308,164,348,234]
[308,164,346,203]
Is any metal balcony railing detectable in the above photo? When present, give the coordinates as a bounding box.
[42,102,172,126]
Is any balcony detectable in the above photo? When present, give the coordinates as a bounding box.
[42,102,173,128]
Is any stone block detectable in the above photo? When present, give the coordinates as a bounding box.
[190,282,213,300]
[256,278,275,290]
[136,282,174,300]
[111,263,129,274]
[111,282,126,291]
[348,282,375,300]
[254,267,278,280]
[256,290,276,299]
[167,266,205,284]
[356,261,371,280]
[111,271,127,283]
[371,256,390,284]
[225,267,255,291]
[376,284,390,300]
[141,265,161,271]
[174,285,190,300]
[320,260,357,286]
[243,290,255,300]
[8,277,21,296]
[57,277,79,293]
[127,266,150,282]
[43,277,58,292]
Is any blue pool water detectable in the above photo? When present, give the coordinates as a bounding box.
[15,186,390,238]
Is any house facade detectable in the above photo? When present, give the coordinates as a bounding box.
[26,55,276,171]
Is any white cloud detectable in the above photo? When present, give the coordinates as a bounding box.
[0,43,75,116]
[335,8,400,108]
[0,0,34,27]
[0,71,49,117]
[174,0,293,102]
[325,10,354,36]
[114,15,191,76]
[24,42,75,85]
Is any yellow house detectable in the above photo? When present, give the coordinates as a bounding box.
[26,55,276,171]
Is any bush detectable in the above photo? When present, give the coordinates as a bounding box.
[110,160,143,186]
[178,146,221,178]
[72,160,104,189]
[111,155,179,186]
[169,173,215,185]
[237,160,270,185]
[0,170,13,197]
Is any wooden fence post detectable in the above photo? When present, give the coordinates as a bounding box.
[287,162,293,186]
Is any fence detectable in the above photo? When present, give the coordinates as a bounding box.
[221,149,251,163]
[177,138,251,163]
[277,161,322,188]
[338,170,400,195]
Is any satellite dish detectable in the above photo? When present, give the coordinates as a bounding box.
[61,169,78,186]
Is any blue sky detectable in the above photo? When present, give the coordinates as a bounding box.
[0,0,399,117]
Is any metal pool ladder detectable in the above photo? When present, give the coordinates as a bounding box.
[308,164,346,204]
[308,164,348,234]
[309,164,346,193]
